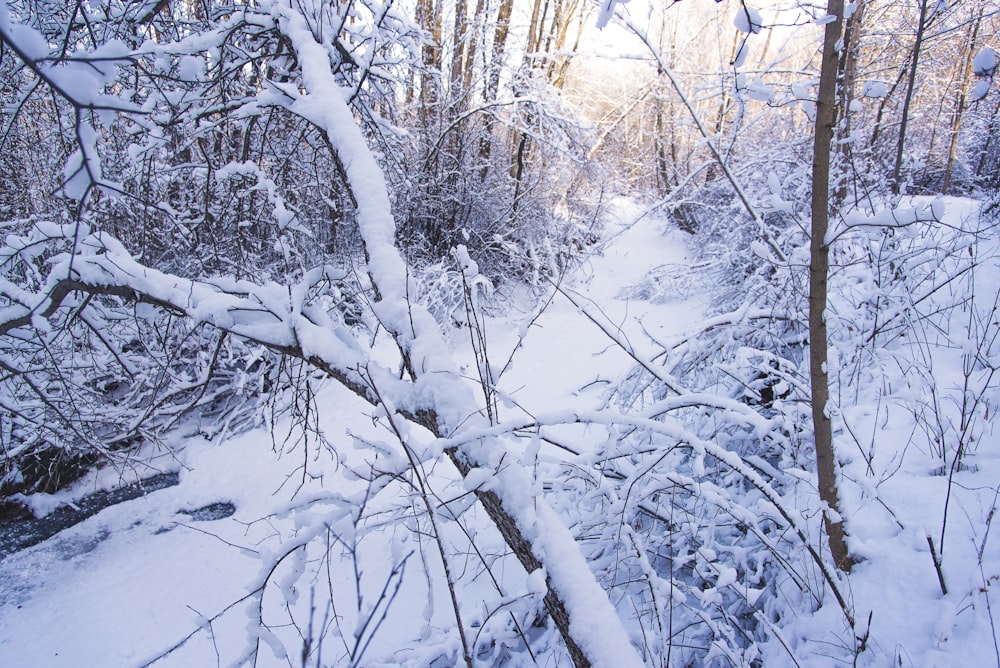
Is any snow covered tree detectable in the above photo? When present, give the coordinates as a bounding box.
[0,1,647,663]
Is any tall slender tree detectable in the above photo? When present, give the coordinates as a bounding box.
[809,0,853,572]
[891,0,930,192]
[943,2,984,193]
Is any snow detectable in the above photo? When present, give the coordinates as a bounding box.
[494,200,701,416]
[0,436,269,666]
[1,194,999,666]
[0,15,48,61]
[526,568,547,595]
[0,197,690,666]
[734,5,764,34]
[971,79,992,102]
[259,9,648,664]
[734,41,751,68]
[974,47,997,77]
[595,0,628,30]
[745,78,775,103]
[177,55,204,81]
[531,502,644,666]
[1,0,999,661]
[862,81,889,98]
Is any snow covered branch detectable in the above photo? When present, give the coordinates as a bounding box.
[270,6,647,664]
[0,2,648,661]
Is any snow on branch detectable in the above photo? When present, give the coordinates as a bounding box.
[556,283,782,432]
[0,5,136,113]
[0,3,139,201]
[431,402,854,626]
[2,217,644,665]
[595,0,627,30]
[0,1,650,661]
[828,198,951,244]
[0,223,375,395]
[271,5,647,663]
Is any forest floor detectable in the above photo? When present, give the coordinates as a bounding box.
[0,198,997,667]
[0,199,702,666]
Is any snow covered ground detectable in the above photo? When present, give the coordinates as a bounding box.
[0,201,699,666]
[1,197,998,667]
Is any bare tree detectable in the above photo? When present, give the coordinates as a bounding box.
[809,0,853,572]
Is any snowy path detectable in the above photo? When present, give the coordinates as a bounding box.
[493,201,702,415]
[0,201,699,666]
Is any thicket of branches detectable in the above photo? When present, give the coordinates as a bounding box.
[1,0,999,665]
[0,0,601,499]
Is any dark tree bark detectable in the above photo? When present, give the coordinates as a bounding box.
[450,0,468,98]
[477,0,514,173]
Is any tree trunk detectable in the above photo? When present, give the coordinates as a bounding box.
[890,0,930,193]
[553,0,588,87]
[654,7,674,199]
[478,0,514,173]
[486,0,514,101]
[416,0,442,125]
[810,0,853,573]
[943,2,983,194]
[450,0,468,101]
[833,0,864,205]
[975,96,1000,186]
[525,0,545,55]
[461,0,485,94]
